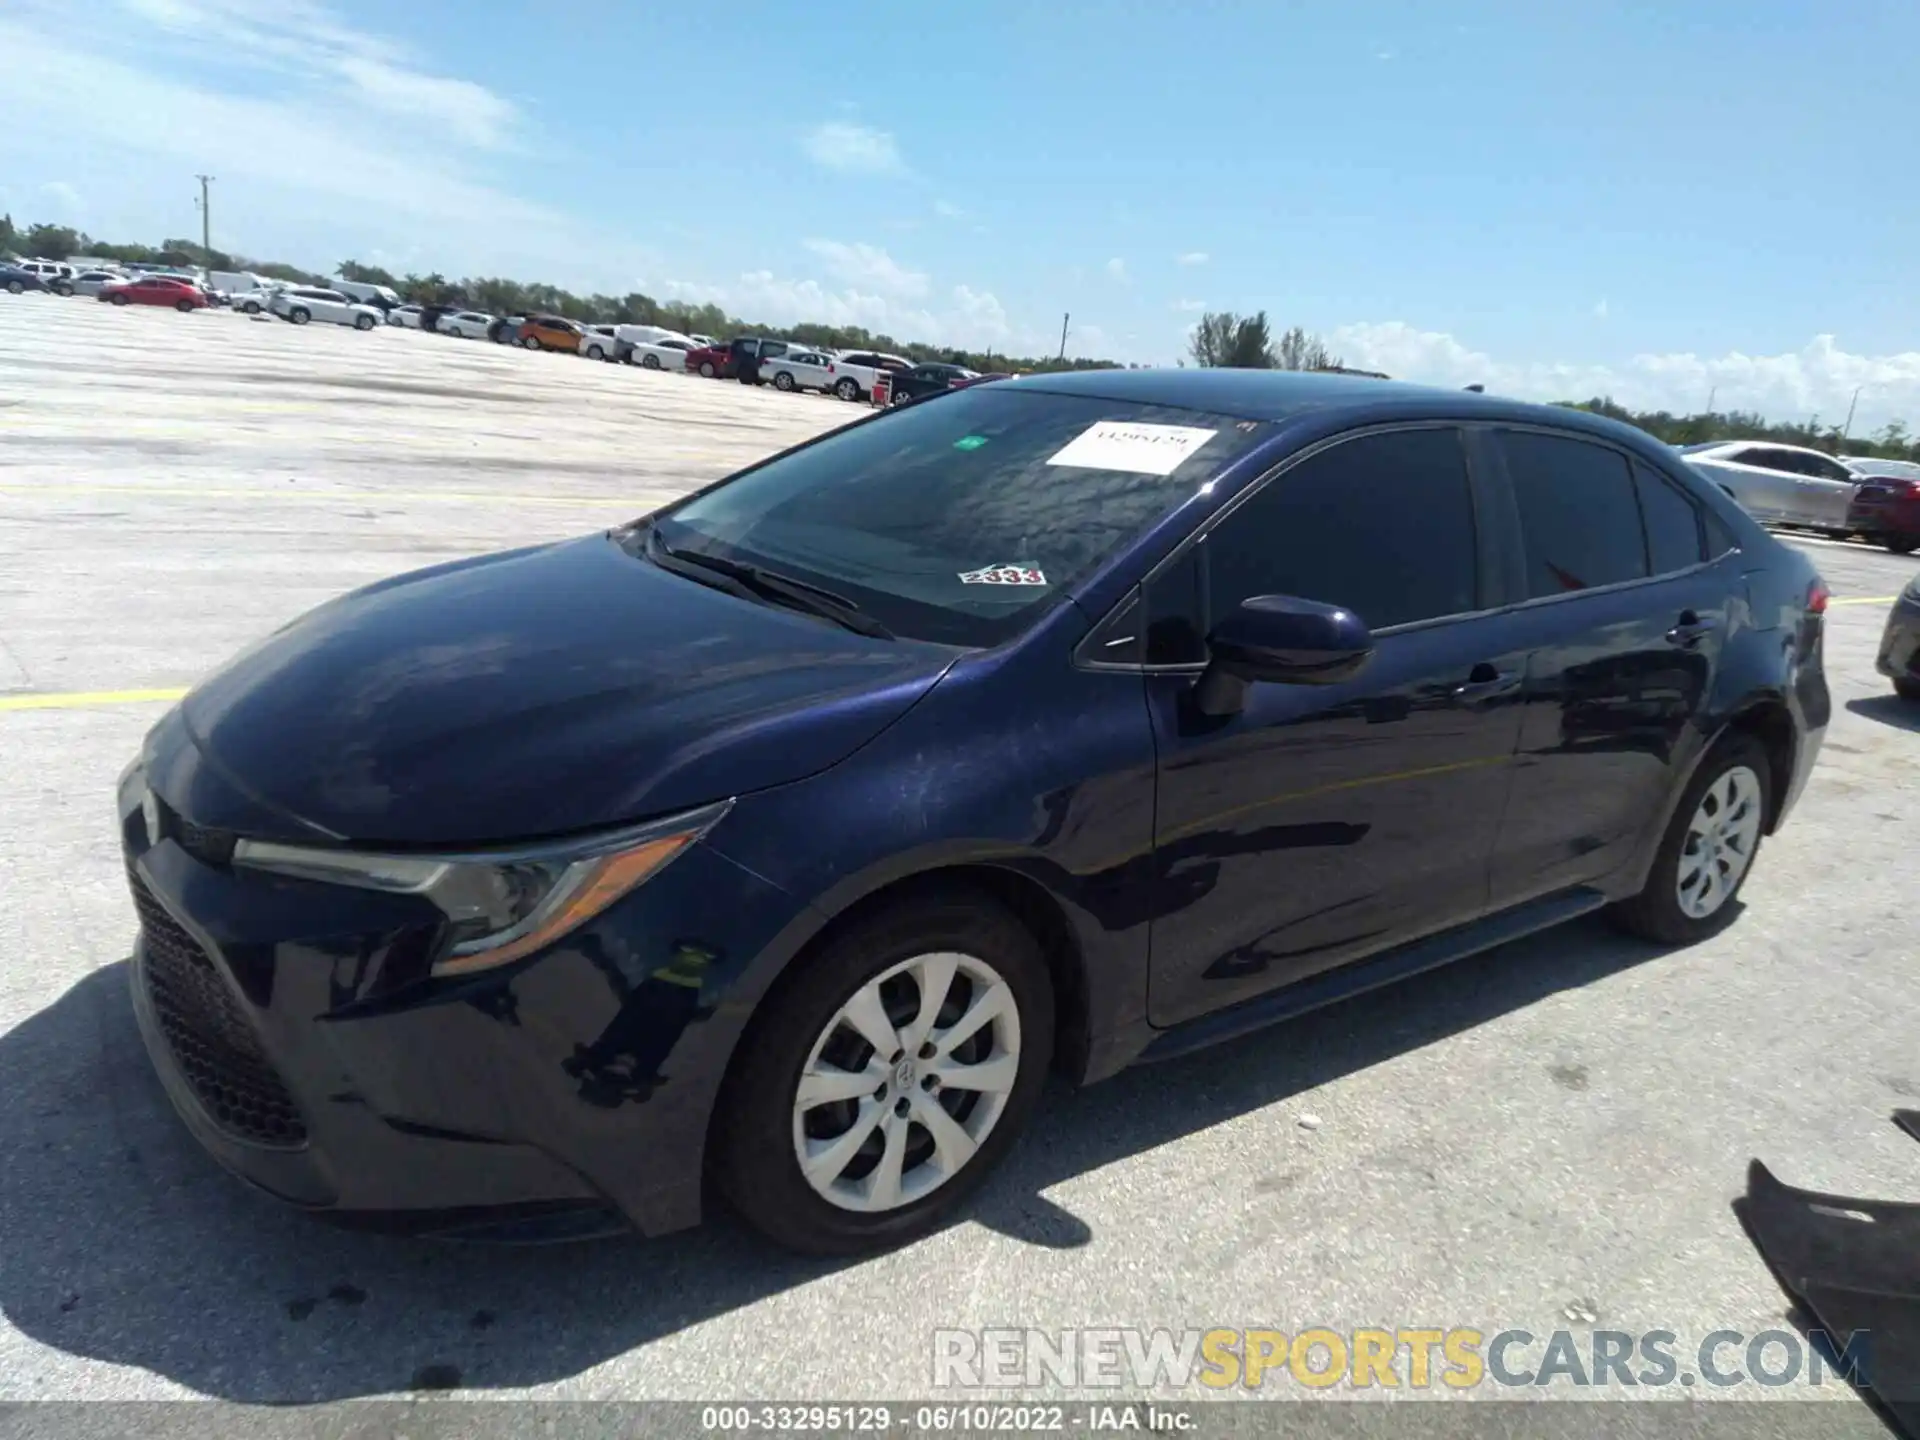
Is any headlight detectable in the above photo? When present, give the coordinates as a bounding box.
[232,799,731,977]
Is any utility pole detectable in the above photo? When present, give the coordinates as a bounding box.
[1705,385,1716,416]
[193,174,214,261]
[1058,312,1069,362]
[1841,385,1862,444]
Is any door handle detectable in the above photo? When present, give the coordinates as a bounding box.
[1666,610,1719,647]
[1450,663,1520,703]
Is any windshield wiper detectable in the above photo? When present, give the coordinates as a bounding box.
[646,527,894,640]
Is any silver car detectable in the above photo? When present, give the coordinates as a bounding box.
[1679,441,1861,534]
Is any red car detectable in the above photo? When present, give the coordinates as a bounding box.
[100,276,209,312]
[1845,459,1920,555]
[684,343,737,379]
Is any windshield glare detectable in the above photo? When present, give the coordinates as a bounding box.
[656,388,1268,646]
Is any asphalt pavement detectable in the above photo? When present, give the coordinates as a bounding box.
[0,296,1915,1426]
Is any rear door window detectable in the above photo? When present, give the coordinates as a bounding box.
[1633,463,1707,575]
[1499,431,1650,597]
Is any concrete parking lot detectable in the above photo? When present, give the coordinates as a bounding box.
[1,295,1915,1420]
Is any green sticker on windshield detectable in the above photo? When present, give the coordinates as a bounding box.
[952,435,990,451]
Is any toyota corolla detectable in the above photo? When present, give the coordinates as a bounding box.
[119,370,1829,1254]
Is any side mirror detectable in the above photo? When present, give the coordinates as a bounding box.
[1192,595,1374,717]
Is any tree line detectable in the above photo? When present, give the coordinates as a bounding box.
[10,217,1913,458]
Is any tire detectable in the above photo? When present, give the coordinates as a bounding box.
[711,887,1054,1255]
[289,307,310,325]
[1888,538,1919,556]
[773,370,796,391]
[642,354,661,370]
[1608,732,1772,946]
[175,299,194,312]
[698,361,716,378]
[521,335,541,349]
[835,377,861,401]
[53,283,73,297]
[109,292,128,305]
[241,301,260,315]
[586,344,604,361]
[354,314,374,331]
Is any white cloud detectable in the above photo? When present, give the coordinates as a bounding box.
[801,239,929,299]
[1105,257,1128,282]
[38,180,82,217]
[1593,299,1610,320]
[934,199,964,218]
[1176,251,1209,267]
[1375,48,1397,61]
[1172,298,1207,313]
[0,9,642,284]
[801,121,904,175]
[1331,321,1920,430]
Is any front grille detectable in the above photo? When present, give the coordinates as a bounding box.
[130,873,308,1148]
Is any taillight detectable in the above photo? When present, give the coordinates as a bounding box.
[1807,581,1830,615]
[827,362,836,373]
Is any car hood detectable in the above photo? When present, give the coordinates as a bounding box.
[164,533,957,846]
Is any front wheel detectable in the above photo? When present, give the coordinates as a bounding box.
[712,889,1054,1255]
[5,280,23,295]
[586,344,604,361]
[1608,733,1771,945]
[835,377,860,401]
[1896,678,1920,703]
[773,371,795,391]
[1888,537,1919,556]
[175,299,194,312]
[109,291,128,305]
[698,361,716,378]
[642,354,661,369]
[354,314,374,331]
[521,335,540,349]
[241,301,260,314]
[288,308,310,325]
[53,283,73,297]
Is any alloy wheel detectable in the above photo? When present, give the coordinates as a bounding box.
[791,951,1020,1214]
[1676,764,1763,919]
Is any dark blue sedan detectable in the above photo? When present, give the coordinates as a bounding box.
[119,369,1830,1253]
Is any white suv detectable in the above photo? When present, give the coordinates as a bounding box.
[823,349,910,401]
[271,287,383,330]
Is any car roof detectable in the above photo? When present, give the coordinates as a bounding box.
[1001,367,1655,444]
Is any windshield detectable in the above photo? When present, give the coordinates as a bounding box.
[653,387,1269,646]
[1851,459,1920,479]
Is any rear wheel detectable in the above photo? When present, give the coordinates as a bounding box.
[53,282,73,297]
[1888,537,1919,556]
[354,313,374,331]
[175,299,194,312]
[109,291,127,305]
[1608,732,1771,945]
[835,377,860,401]
[698,360,716,378]
[642,354,661,369]
[1896,678,1920,703]
[586,343,604,360]
[774,371,796,391]
[712,889,1053,1255]
[241,301,260,314]
[289,307,310,325]
[521,335,540,349]
[5,280,23,295]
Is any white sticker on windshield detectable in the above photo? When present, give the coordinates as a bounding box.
[959,563,1048,586]
[1044,421,1219,476]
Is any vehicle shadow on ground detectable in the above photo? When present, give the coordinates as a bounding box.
[0,915,1669,1401]
[1844,694,1920,733]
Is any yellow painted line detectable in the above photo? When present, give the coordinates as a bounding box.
[0,687,188,713]
[0,482,633,508]
[1831,595,1899,606]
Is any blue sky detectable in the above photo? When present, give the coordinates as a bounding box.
[4,0,1918,428]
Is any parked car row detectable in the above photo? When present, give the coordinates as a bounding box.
[1678,441,1920,554]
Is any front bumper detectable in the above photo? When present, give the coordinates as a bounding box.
[119,754,811,1240]
[1876,595,1920,684]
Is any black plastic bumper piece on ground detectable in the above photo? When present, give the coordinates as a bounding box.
[1736,1127,1920,1437]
